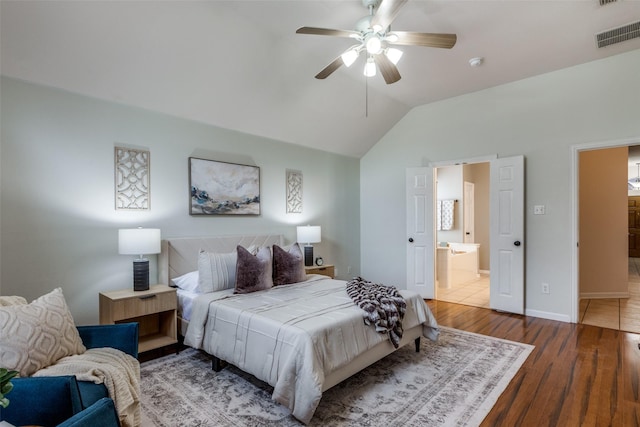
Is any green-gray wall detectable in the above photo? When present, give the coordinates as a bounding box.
[0,77,360,324]
[361,49,640,322]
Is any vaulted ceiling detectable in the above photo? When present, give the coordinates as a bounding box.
[2,0,639,158]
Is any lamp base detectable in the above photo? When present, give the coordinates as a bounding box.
[133,259,150,291]
[303,245,314,267]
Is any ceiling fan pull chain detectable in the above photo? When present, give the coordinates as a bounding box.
[365,76,369,118]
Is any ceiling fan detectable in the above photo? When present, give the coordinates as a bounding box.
[296,0,457,84]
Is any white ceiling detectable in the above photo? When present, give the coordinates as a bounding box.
[2,0,640,158]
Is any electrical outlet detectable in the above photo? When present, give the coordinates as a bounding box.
[534,205,545,215]
[541,283,550,294]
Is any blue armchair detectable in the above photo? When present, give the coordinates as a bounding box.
[74,324,139,406]
[59,397,120,427]
[0,323,138,427]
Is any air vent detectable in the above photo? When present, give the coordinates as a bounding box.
[599,0,618,6]
[596,20,640,48]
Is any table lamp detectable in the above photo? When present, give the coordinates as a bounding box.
[297,225,321,267]
[118,227,161,291]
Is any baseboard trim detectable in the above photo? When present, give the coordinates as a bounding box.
[580,292,630,299]
[525,309,571,323]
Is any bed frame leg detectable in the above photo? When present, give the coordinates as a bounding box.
[415,337,421,352]
[212,356,223,372]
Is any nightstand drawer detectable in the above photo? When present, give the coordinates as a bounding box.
[110,292,176,321]
[100,285,177,323]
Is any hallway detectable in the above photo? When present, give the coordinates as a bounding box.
[579,257,640,333]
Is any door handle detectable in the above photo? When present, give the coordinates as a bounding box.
[514,241,521,246]
[465,232,471,235]
[408,238,414,243]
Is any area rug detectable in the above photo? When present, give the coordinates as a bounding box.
[140,327,533,426]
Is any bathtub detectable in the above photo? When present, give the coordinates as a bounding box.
[436,243,480,288]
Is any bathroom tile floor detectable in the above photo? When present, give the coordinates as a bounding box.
[436,273,490,309]
[579,257,640,334]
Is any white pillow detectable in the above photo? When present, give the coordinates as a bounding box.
[0,288,86,377]
[170,271,200,293]
[198,250,237,293]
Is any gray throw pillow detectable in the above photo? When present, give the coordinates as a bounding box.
[234,245,273,294]
[272,243,307,286]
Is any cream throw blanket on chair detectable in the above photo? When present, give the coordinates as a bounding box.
[33,347,141,427]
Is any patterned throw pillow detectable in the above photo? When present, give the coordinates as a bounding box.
[198,250,237,293]
[0,295,27,306]
[0,288,86,377]
[272,243,307,286]
[234,245,273,294]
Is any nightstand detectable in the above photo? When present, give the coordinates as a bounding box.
[305,264,335,279]
[99,284,177,354]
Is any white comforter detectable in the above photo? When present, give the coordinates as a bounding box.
[184,275,439,424]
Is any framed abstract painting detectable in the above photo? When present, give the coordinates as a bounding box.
[189,157,260,215]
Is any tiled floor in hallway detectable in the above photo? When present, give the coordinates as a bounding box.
[579,257,640,334]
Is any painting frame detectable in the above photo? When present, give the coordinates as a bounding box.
[189,157,260,216]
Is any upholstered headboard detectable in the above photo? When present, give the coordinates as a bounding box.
[158,234,284,285]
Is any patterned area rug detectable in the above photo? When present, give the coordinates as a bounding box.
[140,327,533,426]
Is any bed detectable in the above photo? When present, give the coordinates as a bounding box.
[158,234,439,424]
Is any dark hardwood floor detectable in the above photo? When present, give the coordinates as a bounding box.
[425,300,640,427]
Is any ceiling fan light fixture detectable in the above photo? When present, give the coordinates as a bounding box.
[365,35,382,54]
[385,33,399,43]
[385,47,403,64]
[296,0,458,82]
[631,163,640,189]
[341,49,359,67]
[364,57,377,77]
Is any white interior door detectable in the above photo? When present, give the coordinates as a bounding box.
[464,181,475,243]
[490,155,525,314]
[406,167,435,299]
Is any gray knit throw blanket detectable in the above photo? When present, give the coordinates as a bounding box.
[345,276,406,348]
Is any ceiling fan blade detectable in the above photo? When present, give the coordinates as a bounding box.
[371,0,408,31]
[314,45,362,80]
[389,31,457,48]
[374,54,401,84]
[296,27,358,38]
[315,56,344,79]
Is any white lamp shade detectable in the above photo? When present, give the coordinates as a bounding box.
[341,49,358,67]
[385,48,403,65]
[118,228,161,255]
[365,36,382,54]
[297,226,321,244]
[364,57,377,77]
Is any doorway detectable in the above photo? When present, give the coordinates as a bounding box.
[577,144,640,333]
[434,163,490,309]
[406,155,524,314]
